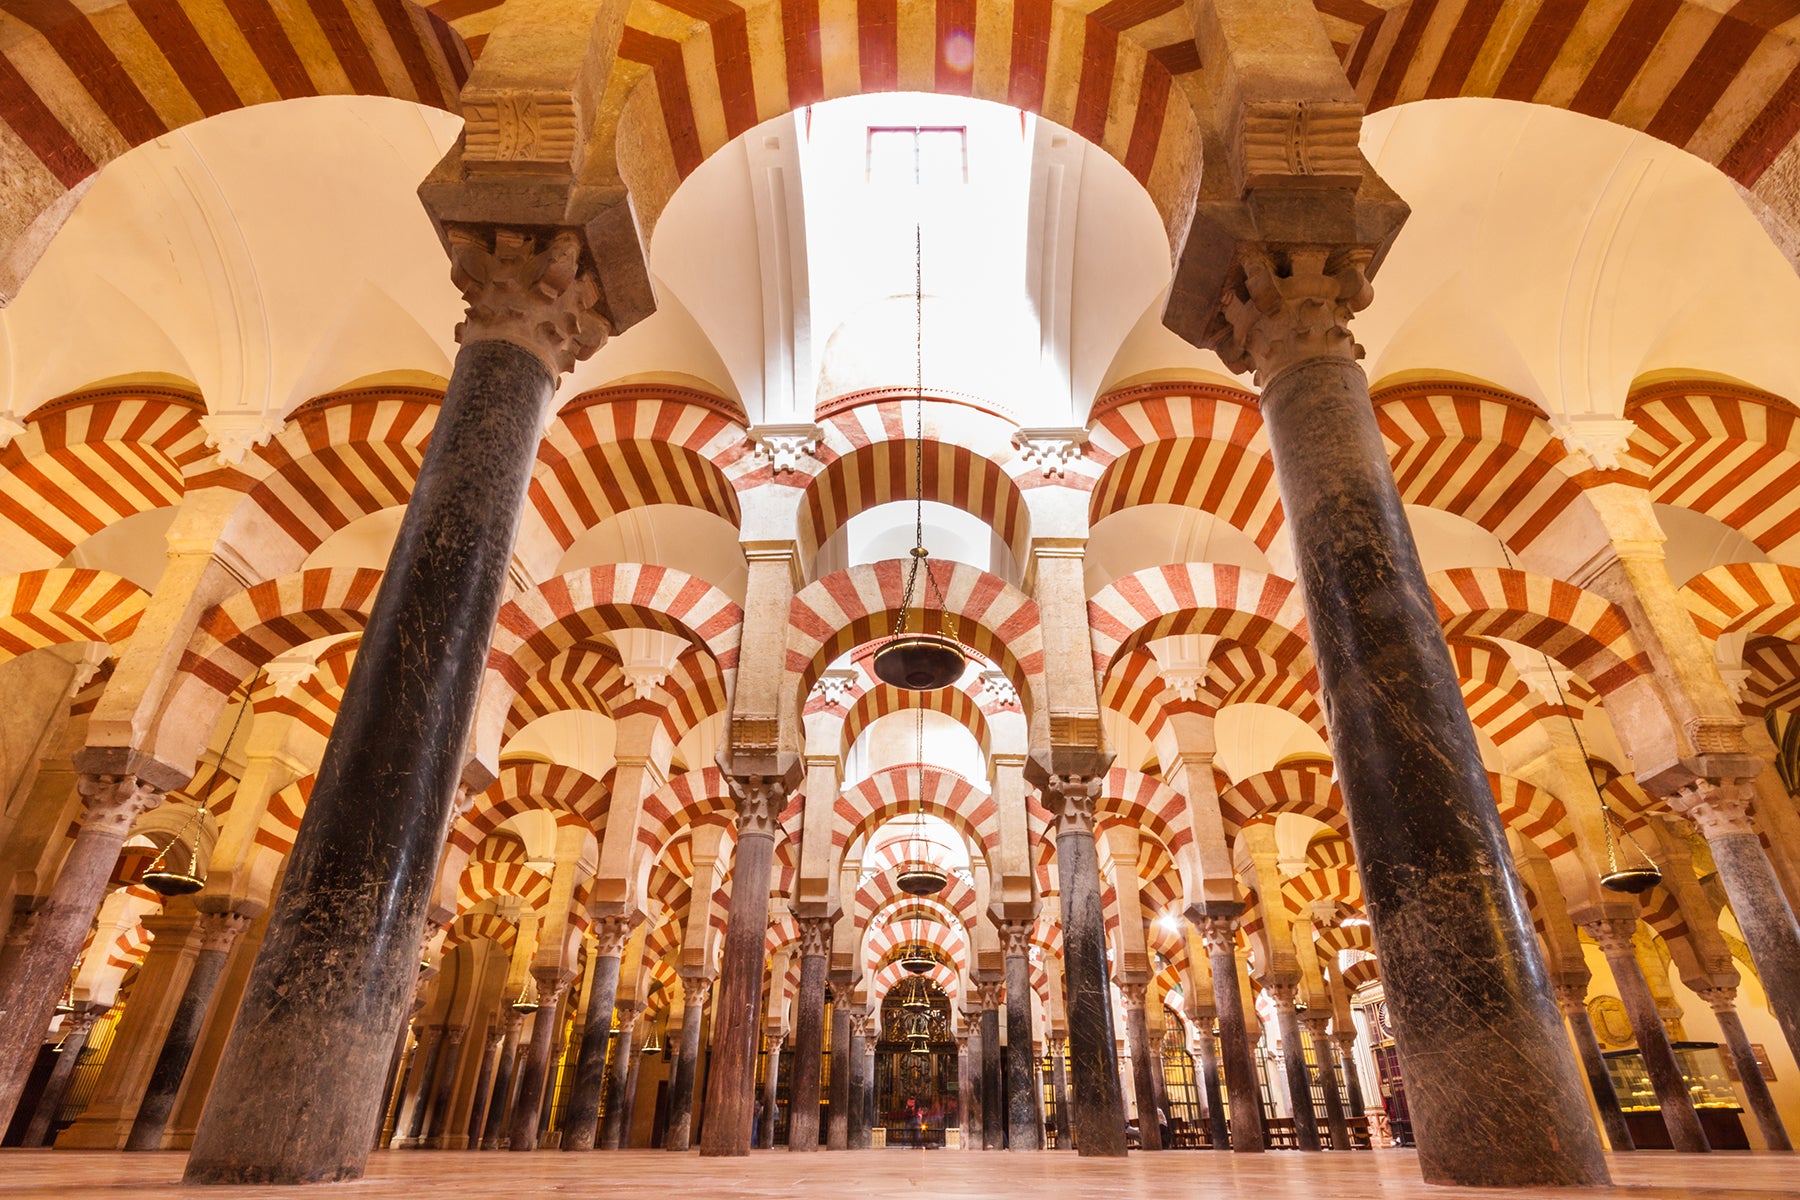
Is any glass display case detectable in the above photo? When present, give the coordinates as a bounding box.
[1602,1043,1748,1149]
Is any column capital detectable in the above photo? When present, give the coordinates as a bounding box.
[1666,779,1758,840]
[1693,985,1738,1014]
[1552,982,1590,1014]
[849,1011,872,1039]
[1042,774,1100,837]
[973,980,1005,1011]
[999,919,1035,960]
[530,964,577,1002]
[444,1022,469,1047]
[796,915,834,958]
[615,1003,642,1034]
[1046,1034,1067,1053]
[590,914,637,958]
[1118,981,1148,1012]
[1264,980,1300,1011]
[1302,1012,1332,1035]
[59,1004,103,1039]
[728,774,786,841]
[195,911,251,953]
[447,226,610,378]
[503,1010,526,1036]
[1193,914,1239,955]
[75,773,164,832]
[1216,248,1373,385]
[1582,918,1640,957]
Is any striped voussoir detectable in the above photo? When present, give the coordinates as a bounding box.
[457,858,554,912]
[1219,763,1349,840]
[855,869,981,936]
[1430,566,1651,695]
[255,776,314,854]
[177,566,383,697]
[1097,764,1196,871]
[837,673,993,758]
[1345,0,1800,201]
[1489,771,1578,859]
[1743,636,1800,714]
[0,567,146,660]
[1636,885,1692,945]
[635,765,736,858]
[449,761,610,856]
[442,911,518,953]
[1086,562,1311,675]
[1280,863,1363,918]
[1449,639,1571,747]
[833,762,997,855]
[505,641,728,746]
[1628,382,1800,558]
[254,641,359,742]
[102,921,153,974]
[1682,560,1800,640]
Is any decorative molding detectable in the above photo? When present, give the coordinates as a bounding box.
[0,412,25,448]
[811,669,857,708]
[1232,99,1363,192]
[561,382,747,426]
[199,411,286,467]
[746,423,822,474]
[1548,415,1640,473]
[980,670,1017,709]
[1010,427,1088,477]
[448,227,609,378]
[263,653,321,699]
[461,91,582,169]
[1088,380,1258,422]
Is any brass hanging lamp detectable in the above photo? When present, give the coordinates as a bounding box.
[143,669,259,897]
[510,974,541,1014]
[871,183,965,694]
[895,706,948,896]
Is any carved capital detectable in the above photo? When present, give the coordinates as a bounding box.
[448,226,609,378]
[1552,982,1589,1015]
[1194,915,1238,956]
[1548,416,1641,474]
[196,911,251,954]
[1010,427,1088,477]
[810,670,857,708]
[746,424,823,474]
[1118,981,1148,1012]
[729,774,785,840]
[616,1003,642,1035]
[980,670,1018,710]
[1694,986,1738,1014]
[999,920,1034,961]
[60,1006,101,1039]
[974,980,1005,1011]
[1264,980,1300,1011]
[849,1011,872,1039]
[445,1022,469,1047]
[1302,1013,1332,1037]
[75,774,163,833]
[1216,248,1372,384]
[503,1011,526,1036]
[531,965,577,1004]
[1046,1034,1067,1054]
[1667,779,1758,840]
[591,915,636,958]
[796,915,834,959]
[1044,774,1100,838]
[199,411,286,467]
[1583,918,1640,958]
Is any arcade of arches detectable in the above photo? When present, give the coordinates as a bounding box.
[5,1,1800,1196]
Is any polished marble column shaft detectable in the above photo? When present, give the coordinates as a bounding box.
[1120,984,1161,1151]
[482,1015,524,1150]
[700,787,779,1158]
[957,1033,977,1149]
[1701,988,1790,1151]
[183,330,567,1184]
[1268,988,1318,1151]
[1046,780,1128,1157]
[400,1025,445,1146]
[1587,920,1707,1153]
[1195,1028,1229,1150]
[666,986,708,1151]
[21,1006,99,1147]
[1334,1033,1366,1127]
[424,1024,468,1147]
[466,1027,503,1149]
[758,1033,783,1148]
[827,1001,852,1150]
[981,1000,1003,1149]
[562,933,628,1151]
[847,1016,870,1150]
[1048,1035,1072,1149]
[1256,338,1608,1186]
[787,927,829,1152]
[1195,920,1260,1152]
[964,1024,984,1148]
[125,914,247,1150]
[511,974,572,1151]
[1306,1016,1350,1151]
[1002,933,1042,1151]
[600,1007,640,1149]
[1555,984,1634,1152]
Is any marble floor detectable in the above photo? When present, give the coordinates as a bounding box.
[0,1149,1796,1199]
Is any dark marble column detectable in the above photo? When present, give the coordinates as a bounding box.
[1553,983,1635,1152]
[618,1028,645,1146]
[600,1006,640,1149]
[827,997,852,1149]
[1193,917,1261,1152]
[1044,778,1129,1157]
[963,1023,984,1149]
[1700,987,1790,1151]
[0,776,161,1131]
[466,1026,504,1148]
[1195,1027,1229,1150]
[847,1013,871,1149]
[1333,1032,1366,1128]
[980,997,1003,1149]
[1267,985,1319,1151]
[1586,920,1707,1152]
[787,920,830,1152]
[1119,984,1161,1150]
[1047,1035,1072,1149]
[700,781,781,1158]
[956,1032,976,1148]
[482,1013,524,1150]
[665,982,709,1151]
[1237,279,1609,1185]
[125,912,249,1150]
[183,231,611,1184]
[399,1024,445,1147]
[510,971,574,1152]
[563,921,632,1151]
[1306,1015,1351,1151]
[22,1005,100,1147]
[1674,787,1800,1070]
[758,1032,783,1148]
[423,1023,468,1147]
[1001,925,1042,1150]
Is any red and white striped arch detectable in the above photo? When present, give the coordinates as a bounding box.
[1448,639,1562,751]
[505,641,729,748]
[0,387,208,568]
[443,912,519,955]
[1086,384,1282,550]
[1219,765,1348,841]
[1374,382,1604,553]
[834,764,998,858]
[457,859,553,913]
[256,776,314,856]
[785,561,1044,713]
[1682,561,1800,642]
[637,766,740,859]
[1087,562,1312,678]
[1743,636,1800,716]
[449,761,610,858]
[1628,383,1800,557]
[854,868,982,938]
[0,568,147,661]
[1430,567,1651,695]
[1489,771,1577,860]
[1097,765,1199,902]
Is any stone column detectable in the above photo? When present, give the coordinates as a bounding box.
[962,1020,984,1149]
[1697,986,1790,1152]
[562,918,633,1150]
[599,1005,639,1149]
[847,1011,871,1149]
[482,1013,524,1150]
[1119,983,1162,1151]
[1585,919,1708,1152]
[1000,922,1042,1150]
[759,1032,784,1148]
[22,1005,101,1147]
[827,992,852,1150]
[1194,916,1261,1152]
[465,1025,504,1148]
[1043,777,1129,1156]
[979,989,1003,1150]
[1553,983,1634,1152]
[618,1027,645,1146]
[1305,1014,1350,1151]
[787,918,830,1152]
[1266,984,1319,1151]
[1216,250,1607,1186]
[424,1023,469,1147]
[184,229,610,1186]
[398,1024,445,1147]
[125,912,250,1150]
[700,778,782,1157]
[1047,1034,1072,1149]
[0,775,161,1130]
[1670,784,1800,1069]
[666,978,709,1151]
[510,969,574,1151]
[1195,1027,1228,1150]
[1333,1032,1366,1127]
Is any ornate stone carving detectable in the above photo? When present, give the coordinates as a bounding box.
[796,915,833,959]
[531,965,577,1004]
[850,1011,871,1039]
[1548,415,1641,473]
[999,920,1034,960]
[1194,915,1238,956]
[1582,918,1640,958]
[615,1003,641,1035]
[729,775,785,840]
[263,652,321,699]
[462,92,582,169]
[1232,99,1364,192]
[811,670,857,708]
[1264,980,1300,1010]
[591,915,636,958]
[75,774,164,832]
[1215,249,1373,384]
[0,412,25,449]
[980,670,1017,709]
[1551,982,1589,1014]
[1693,986,1738,1014]
[1043,774,1100,838]
[448,226,609,377]
[620,665,667,701]
[199,411,286,467]
[1667,780,1758,840]
[1010,427,1088,477]
[197,911,251,954]
[1118,981,1147,1012]
[746,423,822,474]
[973,980,1005,1011]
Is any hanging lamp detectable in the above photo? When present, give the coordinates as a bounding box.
[510,974,541,1014]
[871,164,965,694]
[1498,546,1660,896]
[143,669,259,897]
[895,706,949,896]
